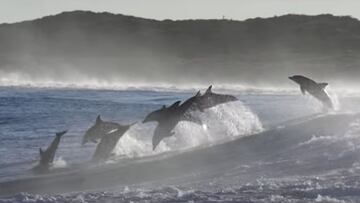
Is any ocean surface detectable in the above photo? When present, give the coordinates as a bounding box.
[0,86,360,202]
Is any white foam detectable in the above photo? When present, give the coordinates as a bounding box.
[296,118,360,155]
[51,157,68,169]
[315,194,347,203]
[113,101,263,158]
[327,90,341,111]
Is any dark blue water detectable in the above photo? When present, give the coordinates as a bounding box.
[0,87,190,180]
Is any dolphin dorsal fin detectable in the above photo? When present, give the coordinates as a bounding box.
[195,90,201,97]
[205,85,213,94]
[96,115,102,124]
[169,101,181,109]
[318,83,328,89]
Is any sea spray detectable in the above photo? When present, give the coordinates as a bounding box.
[51,157,67,169]
[113,101,263,158]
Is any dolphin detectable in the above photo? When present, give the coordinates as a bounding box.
[192,85,238,112]
[92,122,135,162]
[143,101,184,150]
[289,75,333,109]
[152,124,175,150]
[35,130,67,171]
[144,92,202,150]
[143,91,202,124]
[150,99,189,150]
[82,115,121,145]
[142,101,181,124]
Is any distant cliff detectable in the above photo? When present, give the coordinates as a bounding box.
[0,11,359,86]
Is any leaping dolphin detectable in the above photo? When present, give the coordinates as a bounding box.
[289,75,333,109]
[152,124,175,150]
[92,122,135,162]
[191,85,238,112]
[143,100,185,150]
[82,115,121,145]
[143,91,201,124]
[34,130,67,171]
[143,92,202,150]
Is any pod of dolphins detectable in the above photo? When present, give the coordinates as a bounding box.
[34,75,334,172]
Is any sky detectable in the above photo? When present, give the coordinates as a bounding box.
[0,0,360,24]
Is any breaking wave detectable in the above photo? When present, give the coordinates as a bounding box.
[1,113,360,202]
[0,70,325,95]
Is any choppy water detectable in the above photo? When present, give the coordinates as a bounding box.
[0,86,360,202]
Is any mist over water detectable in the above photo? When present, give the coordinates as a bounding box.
[1,11,360,91]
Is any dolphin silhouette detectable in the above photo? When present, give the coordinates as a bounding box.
[82,115,121,145]
[92,122,135,162]
[289,75,333,109]
[142,101,181,124]
[152,124,175,150]
[144,92,202,150]
[192,85,238,112]
[143,100,184,150]
[35,130,67,171]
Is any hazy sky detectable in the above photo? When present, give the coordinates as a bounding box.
[1,0,360,23]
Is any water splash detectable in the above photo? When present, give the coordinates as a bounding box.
[327,89,341,111]
[113,101,263,158]
[51,157,67,169]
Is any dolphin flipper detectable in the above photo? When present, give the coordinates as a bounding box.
[300,86,306,95]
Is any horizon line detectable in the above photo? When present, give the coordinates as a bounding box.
[1,9,358,26]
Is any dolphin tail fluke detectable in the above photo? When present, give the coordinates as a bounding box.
[318,83,328,89]
[56,130,67,138]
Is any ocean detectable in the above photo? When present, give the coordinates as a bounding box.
[0,86,360,202]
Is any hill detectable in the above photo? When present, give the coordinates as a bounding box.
[0,11,359,87]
